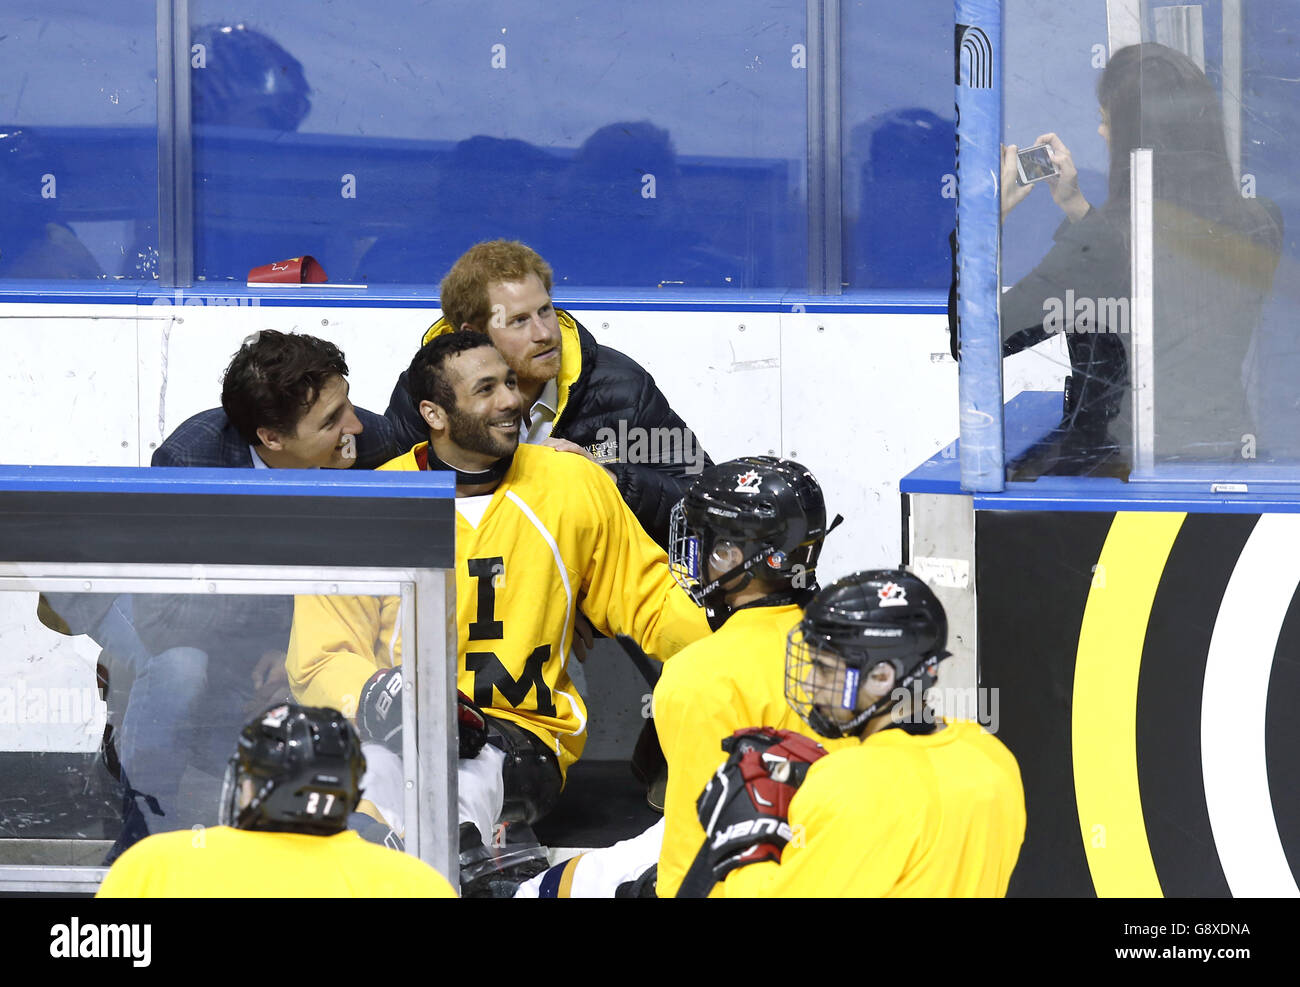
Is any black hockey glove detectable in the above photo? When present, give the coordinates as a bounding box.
[694,727,827,882]
[356,667,488,760]
[356,667,404,754]
[348,811,405,853]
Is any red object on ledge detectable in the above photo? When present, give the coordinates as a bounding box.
[247,255,328,284]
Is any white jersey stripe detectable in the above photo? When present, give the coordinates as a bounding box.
[504,489,585,740]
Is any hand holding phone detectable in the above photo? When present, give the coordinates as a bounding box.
[1016,143,1059,185]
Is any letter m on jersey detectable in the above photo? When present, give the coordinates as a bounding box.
[465,556,557,716]
[466,645,556,717]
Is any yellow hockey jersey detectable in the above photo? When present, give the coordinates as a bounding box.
[95,826,456,898]
[719,719,1026,897]
[288,442,710,778]
[653,603,856,898]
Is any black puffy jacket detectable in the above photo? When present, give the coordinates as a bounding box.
[385,310,711,548]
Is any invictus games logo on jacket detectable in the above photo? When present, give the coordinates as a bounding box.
[588,436,619,463]
[590,422,706,475]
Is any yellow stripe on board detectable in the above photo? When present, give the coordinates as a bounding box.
[1072,511,1185,898]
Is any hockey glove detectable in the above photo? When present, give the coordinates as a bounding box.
[695,727,827,882]
[457,690,488,760]
[349,811,405,853]
[357,668,489,760]
[356,668,404,755]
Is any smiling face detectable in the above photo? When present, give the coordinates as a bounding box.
[255,374,362,469]
[423,345,522,468]
[475,273,562,395]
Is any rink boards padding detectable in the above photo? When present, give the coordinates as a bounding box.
[0,489,455,567]
[977,508,1300,898]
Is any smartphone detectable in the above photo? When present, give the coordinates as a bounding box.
[1016,143,1059,185]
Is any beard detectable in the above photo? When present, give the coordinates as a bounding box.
[446,404,520,461]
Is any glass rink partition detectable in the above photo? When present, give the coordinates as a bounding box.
[914,0,1300,897]
[956,0,1298,486]
[0,466,457,894]
[0,0,962,295]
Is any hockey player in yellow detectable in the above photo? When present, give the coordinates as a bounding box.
[652,457,855,897]
[287,333,710,890]
[515,457,848,898]
[685,570,1025,898]
[97,704,455,898]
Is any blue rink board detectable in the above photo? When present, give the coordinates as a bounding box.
[0,464,455,499]
[0,283,948,315]
[901,392,1300,514]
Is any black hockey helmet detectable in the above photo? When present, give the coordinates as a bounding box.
[190,24,311,130]
[218,703,364,835]
[786,569,949,739]
[669,456,839,628]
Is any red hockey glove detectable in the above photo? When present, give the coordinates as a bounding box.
[694,727,827,881]
[457,690,488,760]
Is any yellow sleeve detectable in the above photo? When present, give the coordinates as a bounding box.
[287,594,402,713]
[720,753,918,898]
[573,459,710,660]
[95,859,144,898]
[95,836,164,898]
[653,652,738,898]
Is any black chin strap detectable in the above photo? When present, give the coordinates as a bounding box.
[425,447,514,487]
[845,654,943,738]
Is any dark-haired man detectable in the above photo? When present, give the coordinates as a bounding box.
[45,331,399,859]
[385,239,708,548]
[289,332,710,892]
[154,329,395,469]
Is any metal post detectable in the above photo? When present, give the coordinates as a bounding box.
[1222,0,1243,183]
[955,0,1004,491]
[1106,0,1145,53]
[806,0,843,296]
[413,568,458,888]
[154,0,193,287]
[1129,148,1155,474]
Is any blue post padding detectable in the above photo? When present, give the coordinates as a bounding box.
[0,465,455,498]
[954,0,1005,492]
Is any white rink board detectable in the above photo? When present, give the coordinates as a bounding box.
[0,593,106,753]
[0,306,143,467]
[0,298,1063,573]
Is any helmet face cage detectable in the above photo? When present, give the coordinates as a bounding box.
[786,626,878,740]
[668,500,707,605]
[669,506,814,605]
[786,625,942,740]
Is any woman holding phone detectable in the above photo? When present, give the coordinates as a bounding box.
[998,43,1281,474]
